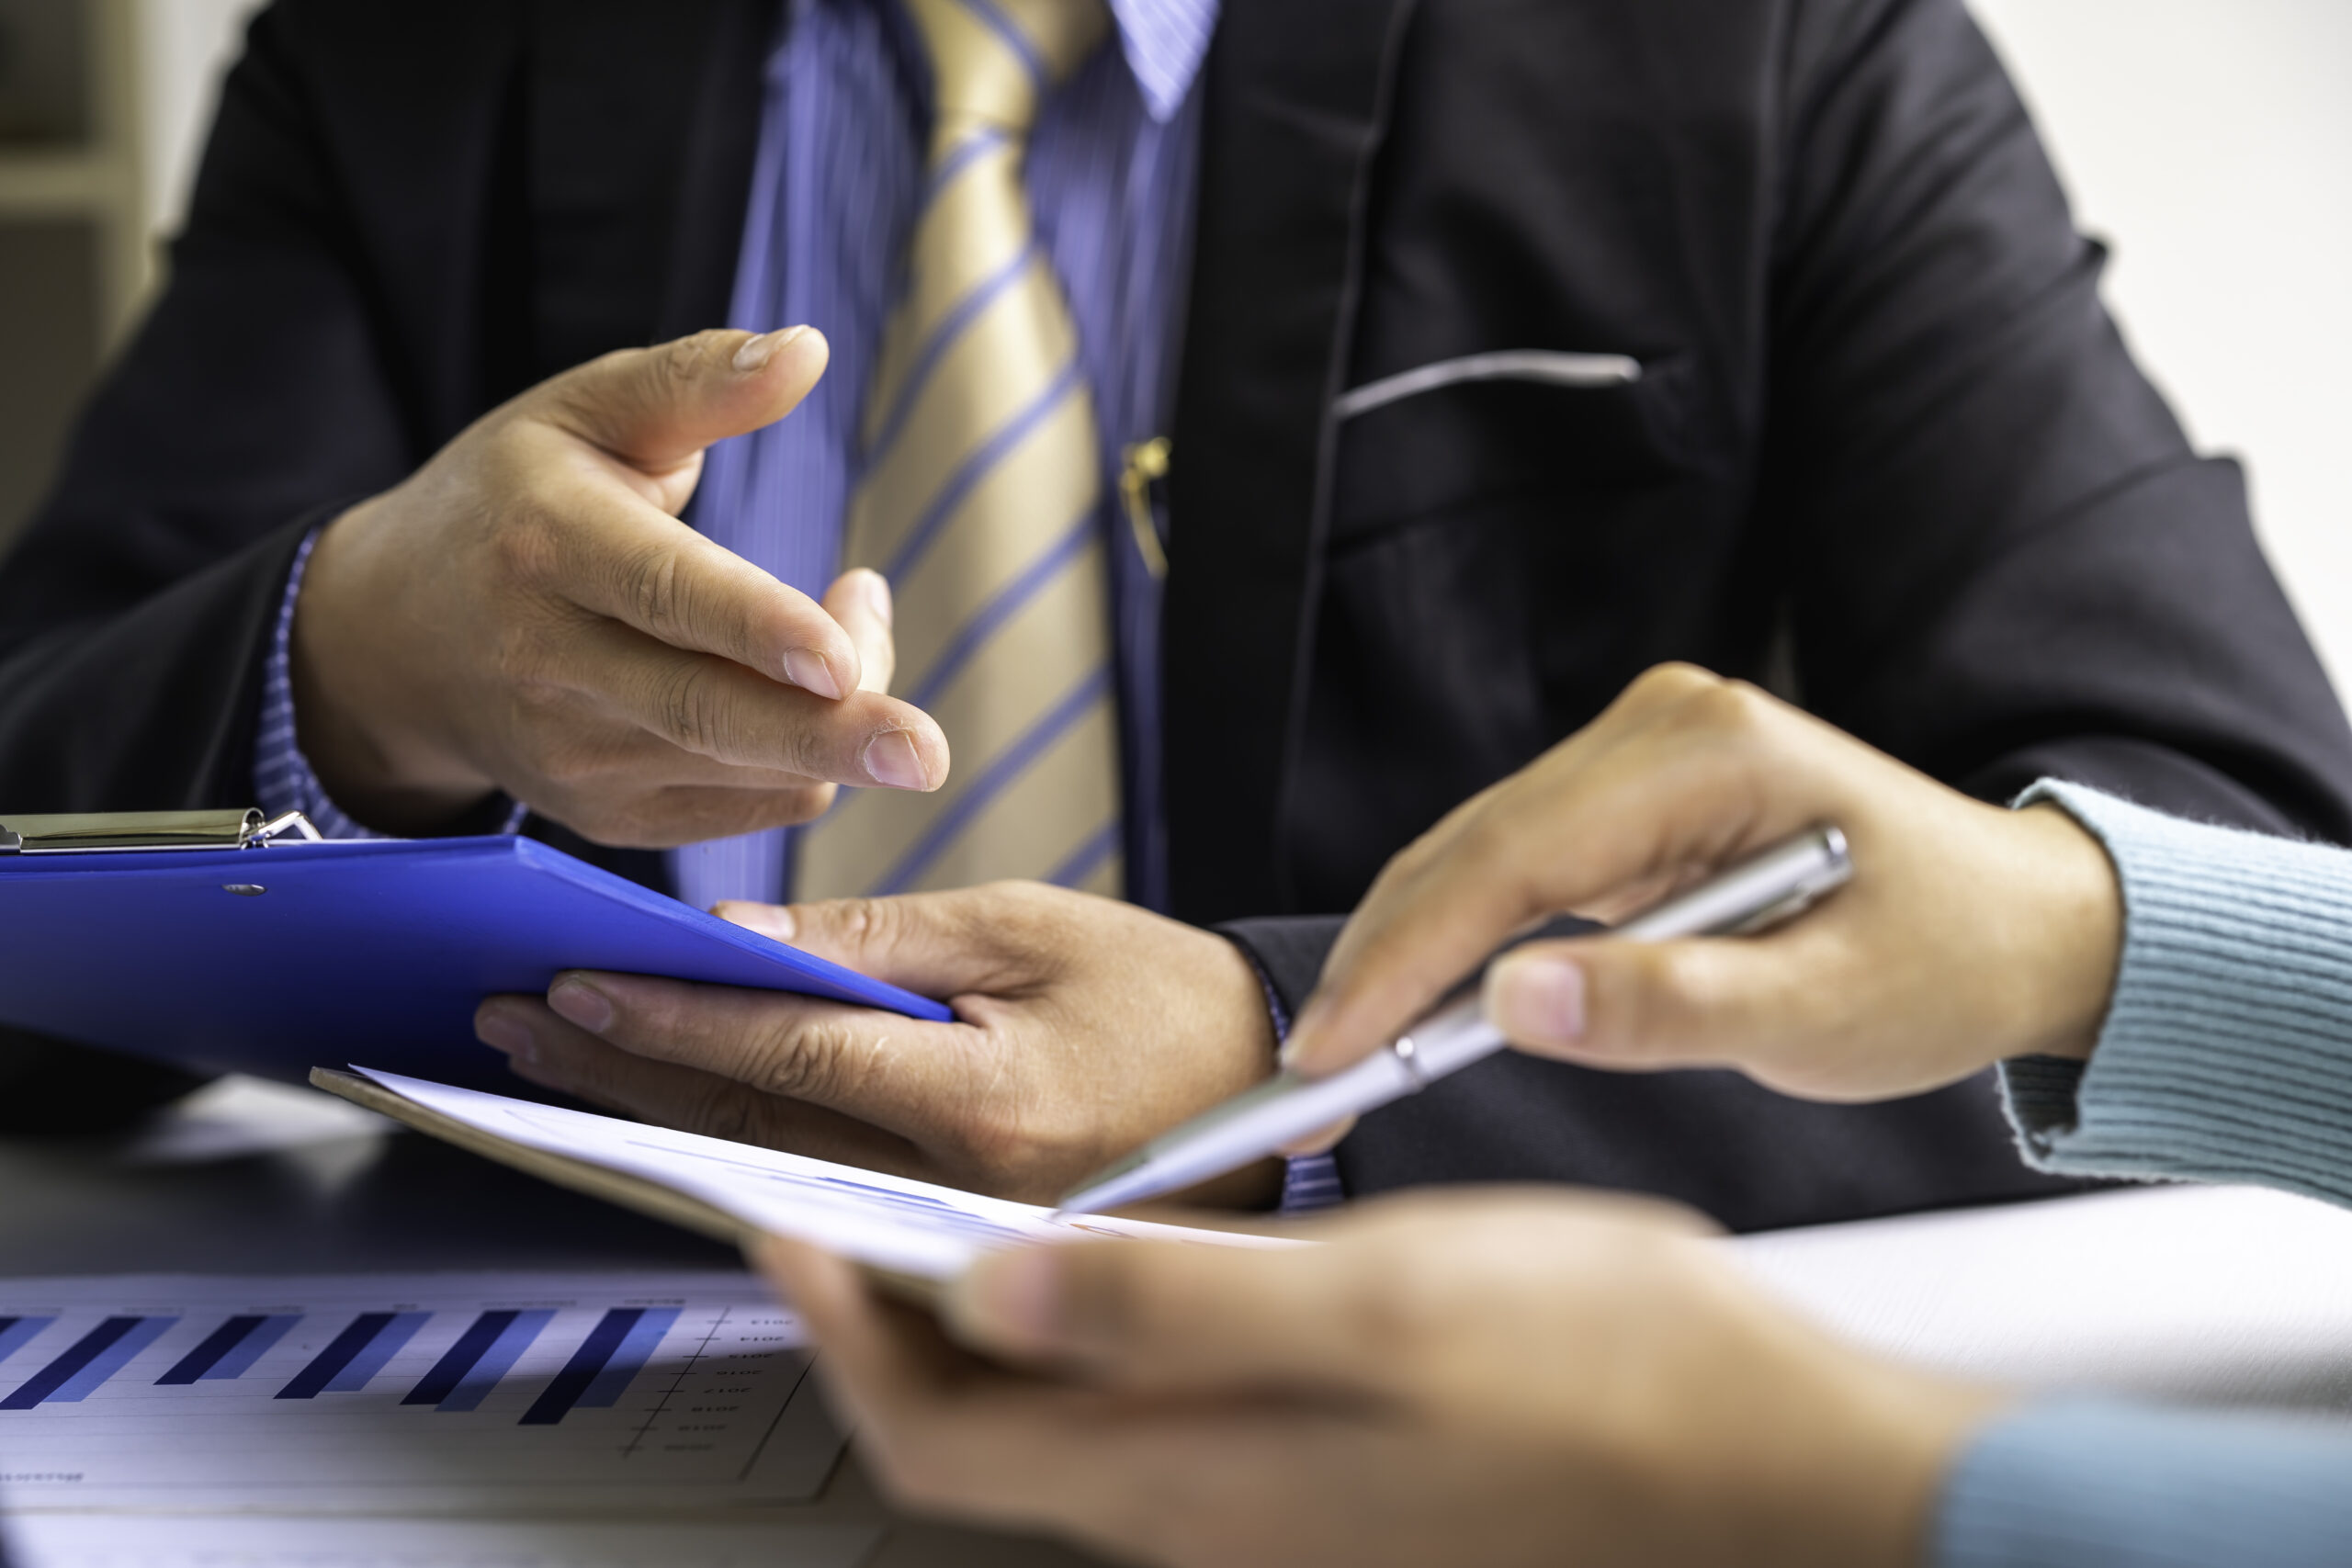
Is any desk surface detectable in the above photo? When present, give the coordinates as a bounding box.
[11,1077,2352,1563]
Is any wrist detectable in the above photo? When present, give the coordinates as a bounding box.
[1820,1359,2014,1568]
[292,499,498,832]
[1679,1244,2011,1568]
[2008,803,2123,1062]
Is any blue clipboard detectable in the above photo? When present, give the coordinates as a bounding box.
[0,822,952,1091]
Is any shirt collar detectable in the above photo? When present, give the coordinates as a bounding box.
[1108,0,1218,122]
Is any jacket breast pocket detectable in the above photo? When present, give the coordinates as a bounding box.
[1328,349,1700,544]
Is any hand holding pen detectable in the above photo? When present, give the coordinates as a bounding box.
[1065,666,2127,1212]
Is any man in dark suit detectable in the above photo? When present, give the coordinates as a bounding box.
[6,0,2350,1224]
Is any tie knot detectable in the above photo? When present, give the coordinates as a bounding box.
[906,0,1110,140]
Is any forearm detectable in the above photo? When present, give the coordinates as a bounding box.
[2006,784,2352,1206]
[1936,1398,2352,1568]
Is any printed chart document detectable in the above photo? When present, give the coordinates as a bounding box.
[0,1270,839,1514]
[3,1516,881,1568]
[329,1067,1294,1281]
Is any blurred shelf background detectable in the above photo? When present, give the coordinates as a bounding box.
[0,0,260,554]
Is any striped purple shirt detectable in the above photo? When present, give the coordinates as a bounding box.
[257,0,1216,894]
[253,0,1344,1209]
[669,0,1215,914]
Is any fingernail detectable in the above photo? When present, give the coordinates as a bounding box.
[475,1011,538,1065]
[858,570,893,628]
[944,1248,1061,1352]
[862,729,927,790]
[715,900,797,942]
[548,977,616,1035]
[781,647,842,701]
[731,325,806,373]
[1487,954,1586,1048]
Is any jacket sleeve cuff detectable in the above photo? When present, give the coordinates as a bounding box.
[1935,1397,2352,1568]
[1216,915,1352,1213]
[1999,781,2352,1205]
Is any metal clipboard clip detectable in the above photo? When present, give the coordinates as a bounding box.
[0,808,323,854]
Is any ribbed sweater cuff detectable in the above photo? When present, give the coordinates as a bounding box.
[2003,782,2352,1204]
[1936,1398,2352,1568]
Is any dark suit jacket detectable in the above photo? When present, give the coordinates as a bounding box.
[6,0,2351,1226]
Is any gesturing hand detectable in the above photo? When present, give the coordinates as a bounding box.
[759,1190,2006,1568]
[472,882,1283,1205]
[1284,664,2125,1104]
[292,326,949,844]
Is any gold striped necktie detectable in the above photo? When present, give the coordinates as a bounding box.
[796,0,1124,901]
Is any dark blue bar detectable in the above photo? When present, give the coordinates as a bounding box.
[519,1309,639,1426]
[1,1317,141,1410]
[209,1314,300,1381]
[578,1306,680,1408]
[277,1312,395,1400]
[48,1316,174,1401]
[158,1315,267,1385]
[402,1311,514,1406]
[323,1311,426,1392]
[0,1316,54,1371]
[433,1310,548,1413]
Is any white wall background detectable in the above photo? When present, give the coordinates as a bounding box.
[133,0,264,243]
[1970,0,2352,698]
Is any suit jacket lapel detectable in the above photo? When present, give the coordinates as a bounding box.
[1163,0,1419,923]
[526,0,766,377]
[516,0,766,898]
[655,0,774,339]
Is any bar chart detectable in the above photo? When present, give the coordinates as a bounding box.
[0,1271,840,1512]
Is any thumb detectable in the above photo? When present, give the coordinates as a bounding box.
[537,325,830,476]
[1484,934,1830,1086]
[943,1238,1398,1393]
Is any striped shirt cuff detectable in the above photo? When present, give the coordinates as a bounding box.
[254,526,526,840]
[1231,942,1347,1214]
[1936,1398,2352,1568]
[1279,1148,1346,1212]
[2003,781,2352,1206]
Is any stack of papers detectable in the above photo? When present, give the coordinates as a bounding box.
[327,1066,1292,1284]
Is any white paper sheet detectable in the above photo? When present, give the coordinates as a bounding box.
[0,1270,839,1514]
[1732,1183,2352,1416]
[357,1067,1294,1279]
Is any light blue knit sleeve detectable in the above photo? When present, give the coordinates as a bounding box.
[1936,1399,2352,1568]
[2000,781,2352,1205]
[1932,791,2352,1565]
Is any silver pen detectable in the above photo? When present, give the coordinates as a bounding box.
[1059,825,1854,1215]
